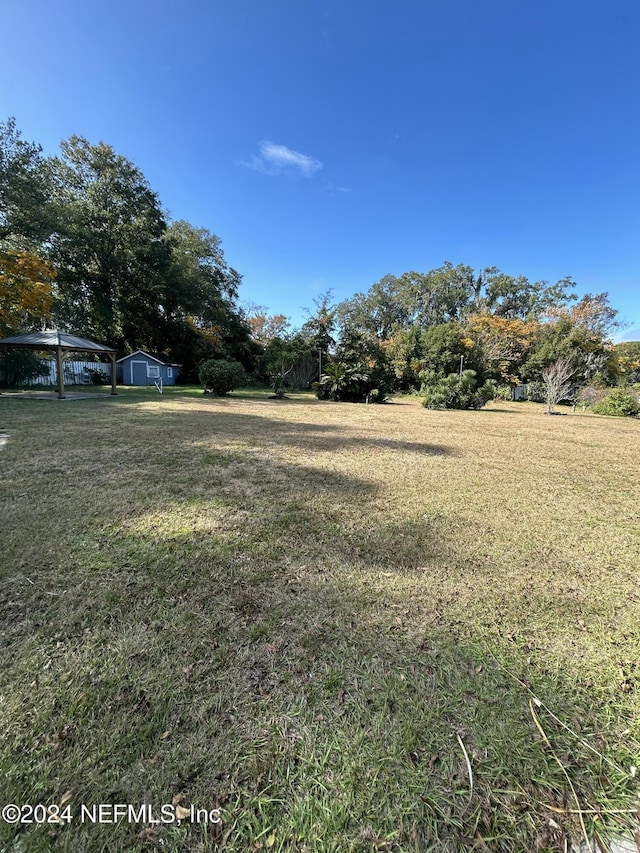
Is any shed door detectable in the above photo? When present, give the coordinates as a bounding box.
[131,361,148,385]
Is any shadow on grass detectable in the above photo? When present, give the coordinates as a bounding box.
[3,533,636,851]
[66,400,459,457]
[186,409,456,457]
[1,400,638,852]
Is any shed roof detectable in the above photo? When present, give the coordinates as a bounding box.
[116,349,180,366]
[0,331,117,353]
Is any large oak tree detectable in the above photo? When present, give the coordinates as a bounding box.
[49,136,171,349]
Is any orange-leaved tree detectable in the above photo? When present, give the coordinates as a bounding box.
[545,292,619,339]
[0,249,55,334]
[245,306,290,348]
[465,314,539,383]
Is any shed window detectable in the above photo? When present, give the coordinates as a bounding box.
[148,365,160,378]
[167,367,173,378]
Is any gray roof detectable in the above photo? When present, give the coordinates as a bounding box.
[116,349,180,366]
[0,331,117,353]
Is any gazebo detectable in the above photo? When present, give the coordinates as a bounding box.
[0,331,118,399]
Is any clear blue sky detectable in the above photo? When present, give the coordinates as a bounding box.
[2,0,639,339]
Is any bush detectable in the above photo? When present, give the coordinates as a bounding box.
[315,361,391,403]
[592,388,640,418]
[524,382,546,403]
[271,375,287,399]
[198,359,246,395]
[86,368,107,385]
[0,350,50,388]
[422,370,494,410]
[576,385,607,410]
[492,384,512,401]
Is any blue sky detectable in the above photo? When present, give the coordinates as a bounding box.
[2,0,639,339]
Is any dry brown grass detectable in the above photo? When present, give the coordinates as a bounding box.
[1,389,639,852]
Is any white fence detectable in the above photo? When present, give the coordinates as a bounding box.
[511,384,529,401]
[31,359,113,387]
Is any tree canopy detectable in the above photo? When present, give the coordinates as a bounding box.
[0,249,55,335]
[49,136,171,348]
[0,119,253,380]
[1,117,634,398]
[331,264,628,398]
[0,118,53,246]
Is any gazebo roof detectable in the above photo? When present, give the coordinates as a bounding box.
[0,331,117,353]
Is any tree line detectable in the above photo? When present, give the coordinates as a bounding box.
[0,118,257,382]
[253,269,638,410]
[1,117,638,404]
[319,266,635,400]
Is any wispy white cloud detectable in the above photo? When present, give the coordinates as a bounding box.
[324,182,350,197]
[245,140,323,177]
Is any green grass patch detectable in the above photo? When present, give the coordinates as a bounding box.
[1,394,639,851]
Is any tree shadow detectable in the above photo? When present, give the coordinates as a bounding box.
[178,408,457,457]
[1,397,638,852]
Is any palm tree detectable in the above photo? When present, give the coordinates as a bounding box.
[319,361,368,401]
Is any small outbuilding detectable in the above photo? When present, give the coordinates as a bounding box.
[117,351,180,386]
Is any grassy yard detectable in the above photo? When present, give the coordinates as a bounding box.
[1,389,639,852]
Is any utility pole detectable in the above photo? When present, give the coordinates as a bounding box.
[459,354,464,378]
[318,347,322,381]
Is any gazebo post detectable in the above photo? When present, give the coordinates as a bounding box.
[0,332,119,398]
[56,346,65,399]
[110,353,117,395]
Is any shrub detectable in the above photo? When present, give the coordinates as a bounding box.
[271,375,287,399]
[315,362,365,402]
[592,388,640,418]
[86,368,107,385]
[422,370,494,410]
[198,359,246,395]
[576,385,607,409]
[315,361,390,403]
[0,350,50,388]
[491,383,512,401]
[528,383,547,402]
